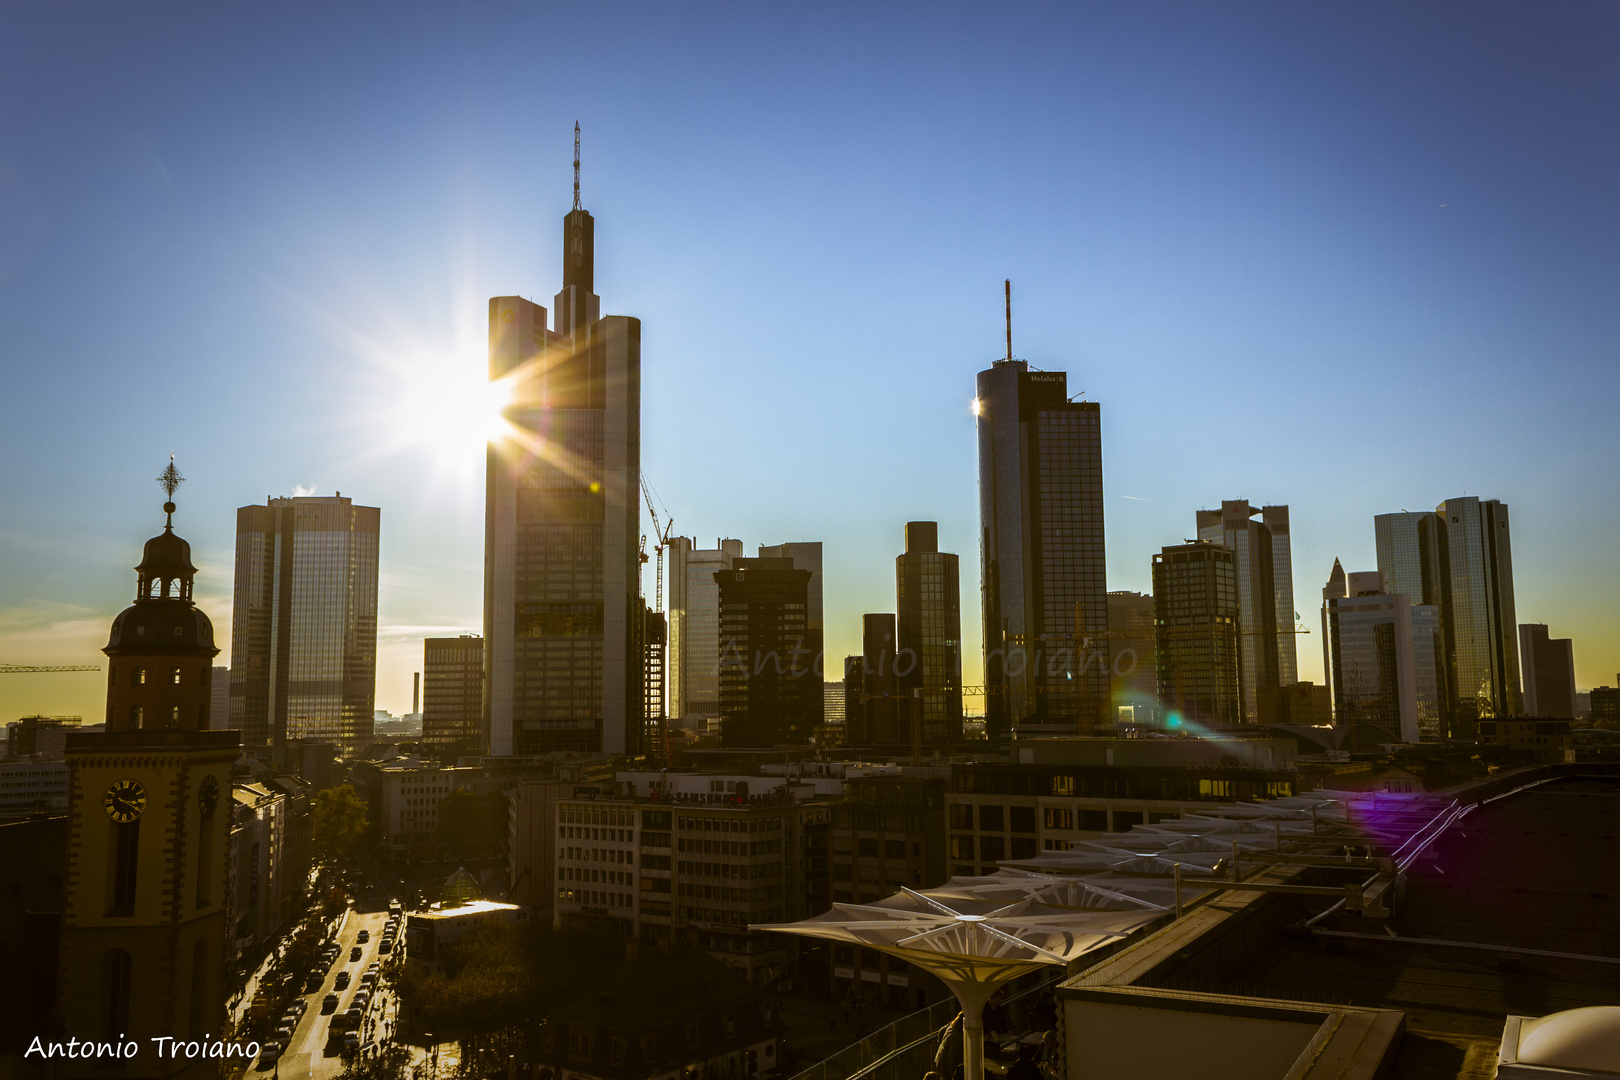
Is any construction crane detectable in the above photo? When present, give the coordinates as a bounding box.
[0,665,100,674]
[640,474,676,766]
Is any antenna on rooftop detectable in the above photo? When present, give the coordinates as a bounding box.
[573,122,581,211]
[1004,279,1012,362]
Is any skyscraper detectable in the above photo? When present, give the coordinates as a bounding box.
[1322,570,1442,744]
[1519,624,1576,719]
[422,635,483,752]
[1437,497,1521,729]
[1152,541,1241,726]
[976,358,1107,740]
[1106,590,1157,724]
[229,494,380,759]
[58,468,237,1079]
[716,557,819,747]
[667,538,743,732]
[1195,501,1297,721]
[895,521,963,744]
[846,613,900,746]
[758,540,825,731]
[483,166,642,756]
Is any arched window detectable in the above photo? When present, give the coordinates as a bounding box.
[168,706,180,729]
[133,668,146,686]
[129,706,143,728]
[109,820,139,915]
[171,667,182,685]
[104,949,132,1038]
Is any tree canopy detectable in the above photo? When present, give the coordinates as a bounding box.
[313,783,370,860]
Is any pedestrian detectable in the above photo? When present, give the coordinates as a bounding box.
[1006,1044,1041,1080]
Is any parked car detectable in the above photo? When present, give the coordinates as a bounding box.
[257,1044,280,1070]
[342,1033,359,1056]
[379,939,392,954]
[351,992,370,1012]
[322,993,339,1013]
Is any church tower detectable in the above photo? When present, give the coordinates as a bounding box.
[56,462,239,1078]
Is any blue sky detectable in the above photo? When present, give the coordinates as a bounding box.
[2,1,1617,720]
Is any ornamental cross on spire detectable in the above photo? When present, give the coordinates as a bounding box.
[158,455,185,501]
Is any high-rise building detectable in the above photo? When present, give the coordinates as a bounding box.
[846,613,900,746]
[483,174,642,756]
[228,494,380,759]
[759,541,823,645]
[1374,511,1446,608]
[822,681,846,728]
[1106,590,1157,724]
[1255,682,1333,726]
[1152,542,1241,726]
[976,358,1108,739]
[1195,501,1297,721]
[1519,624,1576,719]
[208,665,229,728]
[895,521,963,745]
[1322,570,1442,743]
[1435,497,1520,729]
[422,635,483,752]
[716,558,820,747]
[58,473,237,1079]
[667,538,743,732]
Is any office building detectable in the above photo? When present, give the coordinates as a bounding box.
[1437,497,1521,727]
[1151,542,1241,726]
[483,176,642,757]
[717,558,820,747]
[1519,624,1576,719]
[422,635,483,752]
[1322,570,1443,743]
[1196,501,1298,721]
[1256,682,1333,726]
[57,477,238,1078]
[759,540,823,644]
[667,538,743,732]
[822,681,846,727]
[0,759,70,819]
[208,666,228,728]
[1377,499,1520,733]
[1106,591,1157,724]
[976,357,1108,739]
[846,614,900,746]
[4,714,81,761]
[895,522,963,744]
[228,494,380,758]
[1589,680,1620,726]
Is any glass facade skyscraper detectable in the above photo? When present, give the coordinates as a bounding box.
[422,635,483,752]
[484,196,642,756]
[1152,542,1241,726]
[715,557,820,747]
[895,521,963,744]
[1195,500,1297,722]
[666,537,742,732]
[976,360,1108,739]
[229,495,380,758]
[1321,570,1443,744]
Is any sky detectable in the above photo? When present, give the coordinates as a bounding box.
[2,1,1617,722]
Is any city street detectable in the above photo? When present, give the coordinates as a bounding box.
[255,908,405,1080]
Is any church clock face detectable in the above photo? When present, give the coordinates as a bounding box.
[198,774,219,818]
[104,778,147,823]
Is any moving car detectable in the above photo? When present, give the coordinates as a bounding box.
[334,971,350,990]
[357,929,369,943]
[322,993,339,1013]
[350,945,362,962]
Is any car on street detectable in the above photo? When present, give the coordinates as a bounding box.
[342,1033,360,1056]
[322,993,339,1013]
[379,939,392,954]
[257,1044,280,1070]
[350,945,362,961]
[339,1007,363,1030]
[334,972,351,990]
[356,929,369,943]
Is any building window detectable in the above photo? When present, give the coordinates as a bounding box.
[979,835,1005,862]
[109,819,140,916]
[1044,808,1073,830]
[978,805,1003,832]
[171,667,182,685]
[133,668,146,686]
[949,835,975,860]
[948,804,973,830]
[1010,806,1036,834]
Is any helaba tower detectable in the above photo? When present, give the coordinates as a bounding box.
[484,128,643,755]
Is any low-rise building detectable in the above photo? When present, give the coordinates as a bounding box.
[0,759,70,820]
[403,899,530,974]
[225,777,312,956]
[1476,719,1573,763]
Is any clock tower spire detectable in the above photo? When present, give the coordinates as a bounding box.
[56,463,240,1078]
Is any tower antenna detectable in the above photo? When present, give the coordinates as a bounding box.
[1004,279,1012,362]
[573,122,581,211]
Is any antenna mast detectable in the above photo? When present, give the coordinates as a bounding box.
[573,122,581,211]
[1004,279,1012,362]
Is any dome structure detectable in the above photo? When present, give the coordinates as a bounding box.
[1499,1006,1620,1077]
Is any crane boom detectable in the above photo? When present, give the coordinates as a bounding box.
[1,664,101,673]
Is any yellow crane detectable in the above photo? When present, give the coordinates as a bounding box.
[0,665,100,673]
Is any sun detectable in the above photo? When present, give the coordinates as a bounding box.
[398,360,514,460]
